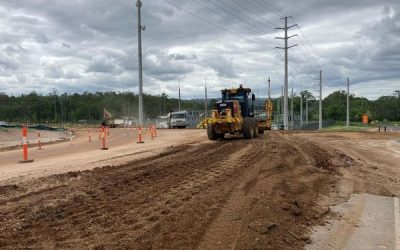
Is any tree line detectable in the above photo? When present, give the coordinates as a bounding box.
[0,90,399,124]
[0,91,205,124]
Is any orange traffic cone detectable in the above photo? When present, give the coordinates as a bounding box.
[137,126,144,144]
[101,126,109,150]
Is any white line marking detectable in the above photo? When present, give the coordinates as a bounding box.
[394,197,400,250]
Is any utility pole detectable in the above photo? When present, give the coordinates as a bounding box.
[268,78,271,100]
[204,76,208,117]
[317,70,322,130]
[53,89,57,123]
[178,80,181,111]
[266,77,272,129]
[127,96,130,119]
[60,95,64,128]
[291,82,294,129]
[276,16,298,130]
[280,85,284,115]
[163,81,167,115]
[305,97,309,125]
[136,0,145,126]
[346,77,350,127]
[300,83,303,128]
[277,89,281,122]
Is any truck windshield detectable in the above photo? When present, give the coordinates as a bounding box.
[172,113,186,118]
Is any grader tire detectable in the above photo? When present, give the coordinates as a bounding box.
[207,124,218,140]
[253,120,258,137]
[243,118,254,139]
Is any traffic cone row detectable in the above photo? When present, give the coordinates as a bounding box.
[16,124,159,164]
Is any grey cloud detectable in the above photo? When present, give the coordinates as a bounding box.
[200,55,238,78]
[62,43,71,48]
[143,50,194,80]
[64,70,81,79]
[86,55,121,74]
[169,53,197,61]
[45,65,65,79]
[35,34,50,44]
[9,14,41,25]
[16,74,27,83]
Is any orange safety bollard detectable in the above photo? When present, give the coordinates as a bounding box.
[88,129,92,142]
[37,132,42,150]
[18,126,34,163]
[101,126,109,150]
[137,126,144,144]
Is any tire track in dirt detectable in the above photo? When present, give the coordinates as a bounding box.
[196,143,262,250]
[196,132,341,250]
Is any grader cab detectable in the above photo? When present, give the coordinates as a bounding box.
[207,85,258,140]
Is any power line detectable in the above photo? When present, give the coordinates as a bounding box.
[294,22,343,79]
[229,0,277,29]
[201,0,285,61]
[163,0,266,45]
[291,41,320,72]
[191,0,271,36]
[204,0,271,34]
[173,0,286,63]
[213,0,287,57]
[296,35,337,78]
[253,0,283,19]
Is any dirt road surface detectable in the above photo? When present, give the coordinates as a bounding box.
[0,128,205,183]
[0,130,399,249]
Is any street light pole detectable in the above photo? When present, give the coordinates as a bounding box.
[136,0,145,126]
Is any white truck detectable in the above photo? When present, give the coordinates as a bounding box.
[168,111,187,129]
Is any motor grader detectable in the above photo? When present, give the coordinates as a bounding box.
[207,85,258,140]
[256,98,273,133]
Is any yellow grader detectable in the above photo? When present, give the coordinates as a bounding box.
[206,85,258,140]
[256,78,273,133]
[257,98,273,133]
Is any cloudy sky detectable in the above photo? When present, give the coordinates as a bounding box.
[0,0,399,100]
